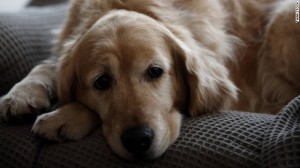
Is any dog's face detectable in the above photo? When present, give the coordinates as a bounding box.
[57,10,237,159]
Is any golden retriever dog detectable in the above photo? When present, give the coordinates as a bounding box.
[0,0,299,160]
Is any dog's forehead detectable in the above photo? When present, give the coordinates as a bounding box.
[89,10,167,48]
[90,37,170,73]
[88,18,171,67]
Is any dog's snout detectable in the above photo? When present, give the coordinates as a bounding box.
[121,126,154,155]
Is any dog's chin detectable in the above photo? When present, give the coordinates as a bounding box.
[130,149,166,161]
[112,145,169,161]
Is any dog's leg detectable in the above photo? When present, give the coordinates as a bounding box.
[0,59,56,121]
[32,102,99,141]
[257,0,300,112]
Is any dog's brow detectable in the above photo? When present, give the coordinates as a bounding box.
[93,41,117,55]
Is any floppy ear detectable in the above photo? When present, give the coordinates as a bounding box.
[57,40,78,105]
[165,32,238,117]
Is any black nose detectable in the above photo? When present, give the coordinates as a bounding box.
[121,126,154,155]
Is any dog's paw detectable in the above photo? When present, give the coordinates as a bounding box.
[0,82,51,122]
[32,112,80,141]
[31,104,99,141]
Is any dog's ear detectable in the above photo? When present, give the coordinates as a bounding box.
[57,40,78,105]
[165,31,238,117]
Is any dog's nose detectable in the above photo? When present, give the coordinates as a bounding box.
[121,126,154,155]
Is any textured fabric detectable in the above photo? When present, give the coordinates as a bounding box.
[35,111,275,168]
[0,4,68,95]
[2,98,300,167]
[262,97,300,167]
[0,122,39,168]
[1,3,300,168]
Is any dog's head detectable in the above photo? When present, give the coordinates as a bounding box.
[57,10,237,160]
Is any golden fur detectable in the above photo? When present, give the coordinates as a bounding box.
[1,0,299,160]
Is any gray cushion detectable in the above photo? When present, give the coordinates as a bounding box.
[1,3,300,168]
[1,96,300,168]
[0,4,67,95]
[35,111,275,168]
[262,97,300,167]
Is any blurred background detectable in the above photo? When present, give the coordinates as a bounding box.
[0,0,67,12]
[0,0,30,12]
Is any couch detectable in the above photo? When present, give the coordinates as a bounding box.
[1,1,300,168]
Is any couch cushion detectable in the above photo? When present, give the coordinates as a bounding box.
[35,111,275,168]
[0,4,68,95]
[0,121,39,167]
[262,96,300,167]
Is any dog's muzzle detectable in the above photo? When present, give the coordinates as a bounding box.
[121,126,154,157]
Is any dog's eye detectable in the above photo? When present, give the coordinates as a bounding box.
[94,74,112,90]
[147,66,163,79]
